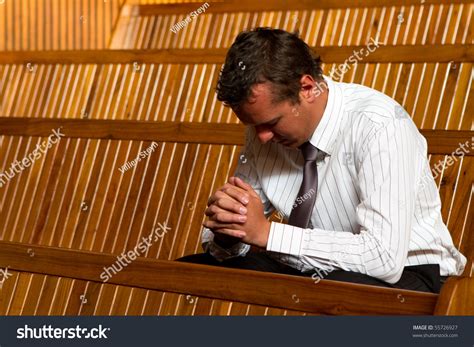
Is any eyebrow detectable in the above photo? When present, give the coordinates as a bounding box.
[251,114,282,127]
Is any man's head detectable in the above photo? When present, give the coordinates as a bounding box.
[216,27,327,148]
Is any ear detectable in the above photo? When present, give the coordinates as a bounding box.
[299,74,323,103]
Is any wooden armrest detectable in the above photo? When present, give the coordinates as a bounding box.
[434,276,474,315]
[0,241,437,315]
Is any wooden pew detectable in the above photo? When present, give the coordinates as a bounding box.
[0,115,472,315]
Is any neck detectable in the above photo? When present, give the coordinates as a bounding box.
[309,80,329,137]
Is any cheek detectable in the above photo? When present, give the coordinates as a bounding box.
[278,119,301,137]
[273,124,289,137]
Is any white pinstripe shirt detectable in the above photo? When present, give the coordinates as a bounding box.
[202,76,466,284]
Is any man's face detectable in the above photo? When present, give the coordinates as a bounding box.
[234,77,327,149]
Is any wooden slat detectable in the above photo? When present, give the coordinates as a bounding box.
[0,118,245,145]
[135,0,473,16]
[434,276,474,315]
[0,241,438,315]
[0,118,472,154]
[422,130,474,155]
[0,45,472,65]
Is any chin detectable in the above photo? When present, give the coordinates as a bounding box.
[275,138,299,148]
[284,141,299,148]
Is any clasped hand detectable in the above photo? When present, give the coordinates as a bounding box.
[203,176,270,249]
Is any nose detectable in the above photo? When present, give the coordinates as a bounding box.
[255,127,274,144]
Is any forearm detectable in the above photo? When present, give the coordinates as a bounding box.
[266,221,406,283]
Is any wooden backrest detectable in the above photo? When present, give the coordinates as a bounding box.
[1,56,472,268]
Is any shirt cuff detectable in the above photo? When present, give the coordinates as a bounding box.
[266,222,306,256]
[202,227,250,261]
[205,240,251,262]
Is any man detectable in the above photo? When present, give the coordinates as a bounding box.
[177,28,466,293]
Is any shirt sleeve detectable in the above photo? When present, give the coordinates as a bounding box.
[202,126,275,261]
[266,118,422,284]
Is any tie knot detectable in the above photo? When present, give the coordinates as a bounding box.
[300,142,321,161]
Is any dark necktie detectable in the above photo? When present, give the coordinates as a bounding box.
[288,142,323,228]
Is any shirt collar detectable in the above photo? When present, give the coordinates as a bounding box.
[308,75,344,156]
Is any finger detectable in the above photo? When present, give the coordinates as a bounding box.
[207,196,214,207]
[220,183,249,205]
[213,196,247,215]
[215,190,246,207]
[205,205,246,219]
[214,228,247,239]
[205,205,247,223]
[203,220,245,235]
[232,176,255,195]
[207,189,238,207]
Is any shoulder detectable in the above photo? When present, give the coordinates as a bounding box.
[338,82,426,153]
[342,82,406,126]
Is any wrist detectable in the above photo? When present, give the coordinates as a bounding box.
[214,233,241,248]
[258,220,271,249]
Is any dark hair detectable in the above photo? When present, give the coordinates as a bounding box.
[216,27,323,109]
